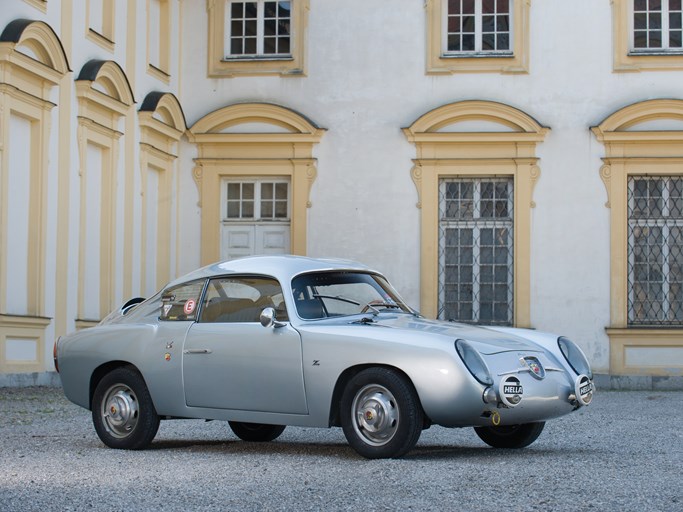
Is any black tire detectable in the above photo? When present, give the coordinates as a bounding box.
[229,421,286,442]
[340,367,423,459]
[91,367,160,450]
[474,422,545,449]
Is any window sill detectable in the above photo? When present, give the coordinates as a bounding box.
[440,52,515,59]
[147,63,170,84]
[223,56,294,62]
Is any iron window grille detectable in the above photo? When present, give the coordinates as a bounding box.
[628,176,683,325]
[632,0,683,53]
[438,177,514,325]
[444,0,513,55]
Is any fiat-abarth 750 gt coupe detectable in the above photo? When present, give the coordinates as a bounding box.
[55,256,594,459]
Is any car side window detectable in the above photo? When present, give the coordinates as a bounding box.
[159,280,205,321]
[199,276,289,323]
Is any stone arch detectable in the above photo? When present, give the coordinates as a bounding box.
[190,102,323,137]
[76,59,135,107]
[405,100,548,136]
[593,99,683,133]
[140,91,187,133]
[0,19,70,77]
[187,103,325,264]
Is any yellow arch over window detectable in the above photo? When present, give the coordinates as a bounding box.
[592,99,683,377]
[404,101,549,324]
[188,103,325,265]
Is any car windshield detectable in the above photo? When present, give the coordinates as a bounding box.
[291,271,413,319]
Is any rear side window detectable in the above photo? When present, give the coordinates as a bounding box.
[159,280,205,321]
[200,276,288,323]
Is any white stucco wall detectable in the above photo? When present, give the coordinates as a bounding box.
[174,0,683,373]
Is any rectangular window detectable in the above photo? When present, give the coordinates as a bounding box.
[226,0,292,58]
[445,0,512,55]
[225,180,289,220]
[632,0,683,52]
[628,176,683,325]
[438,178,514,325]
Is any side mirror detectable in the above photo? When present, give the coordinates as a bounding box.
[260,307,287,328]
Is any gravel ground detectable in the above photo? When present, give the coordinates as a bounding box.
[0,387,681,512]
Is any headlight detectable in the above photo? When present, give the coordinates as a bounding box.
[455,340,493,386]
[558,336,592,379]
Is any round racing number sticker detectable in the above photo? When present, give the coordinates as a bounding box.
[183,299,196,315]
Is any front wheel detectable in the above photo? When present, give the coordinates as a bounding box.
[92,367,160,450]
[340,368,423,459]
[229,421,286,442]
[474,422,545,449]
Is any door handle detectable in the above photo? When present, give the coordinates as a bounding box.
[183,349,213,354]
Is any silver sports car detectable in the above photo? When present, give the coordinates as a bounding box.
[55,256,594,459]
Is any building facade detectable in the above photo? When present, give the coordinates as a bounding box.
[1,0,683,385]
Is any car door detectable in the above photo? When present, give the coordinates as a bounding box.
[182,275,308,415]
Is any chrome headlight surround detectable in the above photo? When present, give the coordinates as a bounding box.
[558,336,593,379]
[455,339,493,386]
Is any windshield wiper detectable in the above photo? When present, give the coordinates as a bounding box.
[311,294,360,306]
[361,302,402,315]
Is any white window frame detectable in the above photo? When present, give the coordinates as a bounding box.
[441,0,514,57]
[222,178,291,222]
[629,0,683,54]
[224,0,293,59]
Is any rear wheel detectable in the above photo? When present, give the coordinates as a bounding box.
[229,421,286,442]
[340,367,423,459]
[92,367,160,450]
[474,422,545,449]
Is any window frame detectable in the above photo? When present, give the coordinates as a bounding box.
[438,177,515,325]
[207,0,308,78]
[592,99,683,377]
[613,0,683,71]
[403,101,549,325]
[222,178,291,222]
[441,0,514,57]
[426,0,529,75]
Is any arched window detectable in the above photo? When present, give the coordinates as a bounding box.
[0,19,68,372]
[592,99,683,377]
[75,60,134,327]
[404,100,549,325]
[138,92,186,295]
[188,103,325,264]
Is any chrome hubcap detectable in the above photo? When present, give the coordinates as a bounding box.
[101,385,139,438]
[352,384,399,446]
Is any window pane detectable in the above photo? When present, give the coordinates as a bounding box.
[635,0,647,9]
[634,12,647,30]
[265,19,277,36]
[242,200,254,218]
[671,12,682,30]
[463,0,475,13]
[232,20,243,37]
[672,30,683,47]
[245,2,257,18]
[275,183,288,199]
[261,201,273,218]
[279,36,290,54]
[231,2,244,18]
[649,0,661,9]
[483,0,495,14]
[498,0,509,12]
[634,31,648,47]
[243,183,254,200]
[447,35,461,52]
[230,38,243,54]
[649,31,662,47]
[448,0,461,15]
[649,12,662,29]
[482,15,495,32]
[279,1,291,17]
[462,34,475,51]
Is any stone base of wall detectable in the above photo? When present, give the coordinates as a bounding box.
[593,373,683,391]
[0,371,62,388]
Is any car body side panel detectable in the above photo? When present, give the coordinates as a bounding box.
[182,322,308,414]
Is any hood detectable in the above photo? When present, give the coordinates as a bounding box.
[367,314,542,355]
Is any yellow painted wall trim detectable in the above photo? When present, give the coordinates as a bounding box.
[189,103,324,264]
[206,0,309,78]
[0,314,51,373]
[75,62,133,321]
[593,99,683,377]
[0,19,68,372]
[612,0,683,72]
[425,0,531,75]
[22,0,48,14]
[404,100,549,324]
[606,328,683,376]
